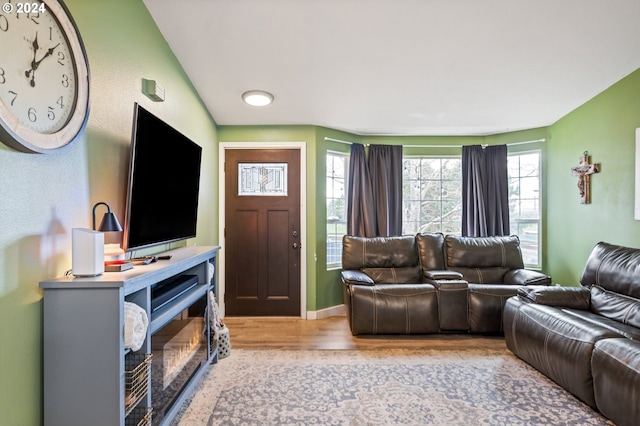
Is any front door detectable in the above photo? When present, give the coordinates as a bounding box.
[224,149,301,316]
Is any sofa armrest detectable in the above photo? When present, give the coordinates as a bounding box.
[517,286,590,309]
[341,270,375,286]
[424,270,464,280]
[504,269,552,285]
[423,270,467,288]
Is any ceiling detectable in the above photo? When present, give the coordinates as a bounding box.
[144,0,640,136]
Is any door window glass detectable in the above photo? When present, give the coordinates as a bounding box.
[238,163,288,196]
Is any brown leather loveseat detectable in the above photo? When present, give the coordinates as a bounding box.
[341,232,551,335]
[503,241,640,426]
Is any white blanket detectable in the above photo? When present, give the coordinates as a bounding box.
[124,302,148,352]
[209,290,222,341]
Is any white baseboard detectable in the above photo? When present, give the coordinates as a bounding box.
[306,304,346,320]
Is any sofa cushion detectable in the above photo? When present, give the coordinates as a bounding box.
[580,241,640,299]
[503,298,623,408]
[558,308,640,340]
[445,235,525,269]
[348,284,439,335]
[592,338,640,426]
[448,266,508,284]
[590,285,640,329]
[415,232,447,270]
[342,235,418,270]
[562,307,640,340]
[361,266,422,284]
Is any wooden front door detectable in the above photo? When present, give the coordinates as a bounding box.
[224,149,301,316]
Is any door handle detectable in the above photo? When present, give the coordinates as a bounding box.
[292,242,301,249]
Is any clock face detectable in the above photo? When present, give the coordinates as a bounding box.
[0,0,89,153]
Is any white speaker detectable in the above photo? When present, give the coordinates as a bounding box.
[72,228,104,277]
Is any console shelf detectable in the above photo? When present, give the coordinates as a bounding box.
[150,283,208,334]
[40,246,220,426]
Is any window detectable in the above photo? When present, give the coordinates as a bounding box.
[402,157,462,235]
[508,151,541,268]
[400,151,541,268]
[326,152,348,268]
[238,163,288,196]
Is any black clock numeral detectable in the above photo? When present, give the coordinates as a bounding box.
[0,14,8,32]
[61,74,69,88]
[56,96,64,109]
[47,106,55,121]
[28,107,37,122]
[15,3,43,24]
[0,67,6,84]
[27,13,39,25]
[8,90,17,106]
[57,51,65,66]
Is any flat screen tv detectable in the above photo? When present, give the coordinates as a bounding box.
[124,103,202,253]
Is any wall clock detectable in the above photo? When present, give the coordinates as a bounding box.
[0,0,89,153]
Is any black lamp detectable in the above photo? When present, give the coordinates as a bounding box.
[92,202,123,232]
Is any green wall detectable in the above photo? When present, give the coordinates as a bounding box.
[0,1,218,423]
[546,68,640,285]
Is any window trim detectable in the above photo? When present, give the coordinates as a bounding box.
[508,149,542,269]
[326,150,349,270]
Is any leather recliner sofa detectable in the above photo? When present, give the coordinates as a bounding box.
[503,241,640,426]
[341,232,551,335]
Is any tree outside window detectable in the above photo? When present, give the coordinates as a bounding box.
[402,157,462,235]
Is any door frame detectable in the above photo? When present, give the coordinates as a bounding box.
[218,141,307,318]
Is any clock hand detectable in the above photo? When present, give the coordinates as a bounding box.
[28,43,61,87]
[25,32,40,83]
[33,43,61,69]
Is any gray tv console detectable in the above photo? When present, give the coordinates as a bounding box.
[40,246,220,426]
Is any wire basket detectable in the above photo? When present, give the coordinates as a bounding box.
[124,353,152,416]
[125,406,152,426]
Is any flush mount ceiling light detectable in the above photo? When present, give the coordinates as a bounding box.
[242,90,274,107]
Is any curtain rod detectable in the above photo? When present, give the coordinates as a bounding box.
[324,136,546,148]
[402,138,546,148]
[324,137,356,145]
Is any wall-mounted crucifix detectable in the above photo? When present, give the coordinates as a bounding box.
[570,151,600,204]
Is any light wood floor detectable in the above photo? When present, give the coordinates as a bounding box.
[223,314,507,351]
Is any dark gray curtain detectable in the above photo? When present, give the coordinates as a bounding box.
[346,144,375,237]
[346,144,403,237]
[368,145,403,236]
[462,144,510,237]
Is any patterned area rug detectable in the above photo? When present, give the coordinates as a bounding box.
[171,349,612,426]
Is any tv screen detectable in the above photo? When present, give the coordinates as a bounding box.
[124,103,202,252]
